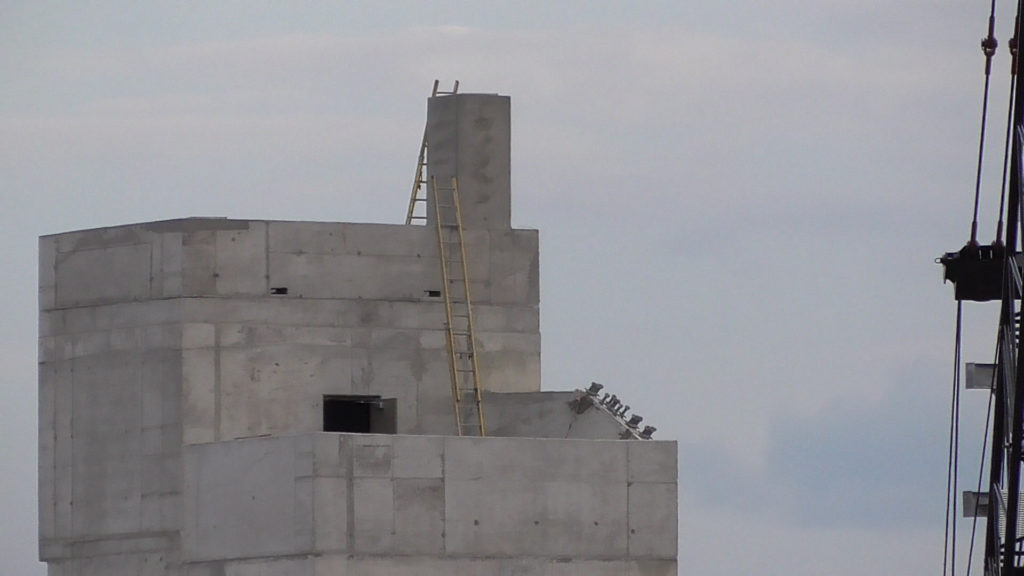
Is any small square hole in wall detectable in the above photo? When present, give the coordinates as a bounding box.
[270,287,288,295]
[425,290,441,298]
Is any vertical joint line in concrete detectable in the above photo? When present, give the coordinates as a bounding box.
[264,221,270,295]
[441,437,448,555]
[214,324,221,442]
[148,240,156,299]
[626,446,632,558]
[345,439,355,553]
[69,360,75,535]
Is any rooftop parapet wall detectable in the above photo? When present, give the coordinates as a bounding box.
[40,218,537,308]
[182,433,677,571]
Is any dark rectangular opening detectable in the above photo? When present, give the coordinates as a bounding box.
[425,290,441,298]
[323,395,396,434]
[270,287,289,295]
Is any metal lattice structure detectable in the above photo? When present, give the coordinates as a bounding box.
[940,5,1024,575]
[982,124,1024,575]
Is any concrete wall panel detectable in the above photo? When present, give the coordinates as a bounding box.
[182,231,216,296]
[426,94,512,231]
[182,349,216,445]
[313,477,347,552]
[216,344,355,439]
[38,364,57,541]
[268,221,347,255]
[180,433,675,569]
[443,437,631,558]
[342,223,433,258]
[268,253,433,300]
[56,243,152,307]
[52,361,74,543]
[352,477,394,553]
[182,323,215,350]
[392,435,443,478]
[71,353,144,537]
[477,350,540,394]
[473,305,539,333]
[444,436,627,483]
[488,229,539,306]
[352,440,393,478]
[394,478,445,555]
[156,231,184,298]
[444,478,627,558]
[215,223,266,296]
[628,441,677,484]
[627,482,678,559]
[183,436,313,562]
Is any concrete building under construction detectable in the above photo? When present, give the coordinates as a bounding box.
[37,90,678,575]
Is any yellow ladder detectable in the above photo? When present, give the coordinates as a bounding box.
[405,80,459,225]
[432,176,486,436]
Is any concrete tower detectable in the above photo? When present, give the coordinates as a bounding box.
[38,92,678,575]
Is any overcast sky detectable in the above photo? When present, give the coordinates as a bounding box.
[0,2,1010,574]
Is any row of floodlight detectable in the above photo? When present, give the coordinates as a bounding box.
[585,382,656,439]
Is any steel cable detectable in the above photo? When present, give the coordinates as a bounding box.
[973,9,1000,245]
[946,303,964,576]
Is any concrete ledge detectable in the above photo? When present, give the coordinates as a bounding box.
[183,554,677,576]
[40,532,178,561]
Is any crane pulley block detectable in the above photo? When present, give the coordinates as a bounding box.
[938,242,1005,301]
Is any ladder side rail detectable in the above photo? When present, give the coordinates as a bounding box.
[432,176,465,434]
[405,131,429,225]
[405,81,459,225]
[405,80,439,225]
[450,177,486,436]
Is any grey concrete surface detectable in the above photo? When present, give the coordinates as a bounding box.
[484,391,645,439]
[426,94,512,232]
[38,91,677,575]
[182,433,677,570]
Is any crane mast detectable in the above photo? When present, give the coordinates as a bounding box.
[939,2,1024,574]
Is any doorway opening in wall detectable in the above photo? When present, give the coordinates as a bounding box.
[323,395,397,434]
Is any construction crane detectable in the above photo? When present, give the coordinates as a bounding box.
[938,2,1024,574]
